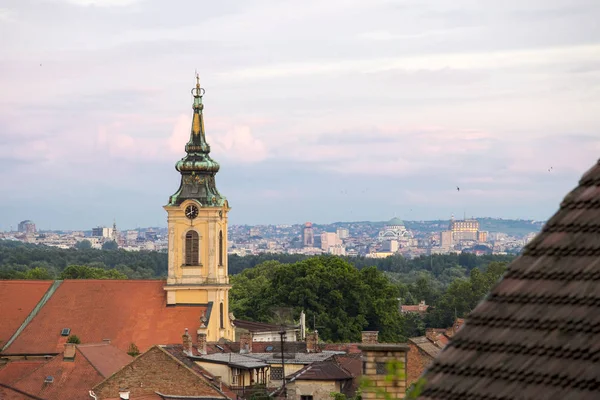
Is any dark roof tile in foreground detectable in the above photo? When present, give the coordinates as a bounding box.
[416,159,600,400]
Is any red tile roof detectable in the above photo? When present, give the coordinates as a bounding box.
[12,347,104,400]
[0,281,53,348]
[0,385,42,399]
[77,343,132,378]
[400,304,429,313]
[3,280,208,355]
[0,360,47,385]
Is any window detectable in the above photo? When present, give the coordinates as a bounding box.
[301,396,313,400]
[232,368,241,385]
[220,302,224,329]
[270,367,283,380]
[185,231,199,265]
[376,362,387,375]
[218,230,223,266]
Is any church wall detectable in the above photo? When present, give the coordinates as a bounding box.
[176,289,209,304]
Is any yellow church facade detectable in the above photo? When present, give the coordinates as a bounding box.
[163,76,235,342]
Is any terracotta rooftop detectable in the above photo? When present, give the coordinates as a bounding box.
[77,342,132,378]
[0,280,53,349]
[11,347,105,400]
[0,360,47,385]
[417,159,600,400]
[2,280,209,355]
[0,385,42,399]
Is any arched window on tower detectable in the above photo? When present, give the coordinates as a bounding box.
[185,231,199,265]
[219,302,224,329]
[219,230,223,266]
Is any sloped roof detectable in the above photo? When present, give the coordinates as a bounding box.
[77,342,132,378]
[196,353,270,369]
[93,346,229,399]
[0,280,52,348]
[3,280,208,355]
[417,159,600,400]
[11,347,105,400]
[162,345,238,400]
[0,360,47,385]
[287,360,352,381]
[408,337,442,359]
[0,385,42,399]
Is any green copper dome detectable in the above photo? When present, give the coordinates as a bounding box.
[167,75,227,207]
[387,217,405,226]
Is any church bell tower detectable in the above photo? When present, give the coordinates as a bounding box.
[163,75,233,342]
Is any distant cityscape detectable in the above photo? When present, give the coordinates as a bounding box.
[2,216,545,258]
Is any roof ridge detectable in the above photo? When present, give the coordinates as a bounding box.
[0,382,44,400]
[2,280,63,352]
[6,357,51,387]
[76,345,109,378]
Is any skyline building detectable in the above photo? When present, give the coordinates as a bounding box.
[303,222,314,247]
[336,228,349,239]
[17,220,36,235]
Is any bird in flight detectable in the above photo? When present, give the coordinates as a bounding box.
[456,186,460,191]
[548,167,553,172]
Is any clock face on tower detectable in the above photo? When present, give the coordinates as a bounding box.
[185,204,199,220]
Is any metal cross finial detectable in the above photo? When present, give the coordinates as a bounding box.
[195,71,200,88]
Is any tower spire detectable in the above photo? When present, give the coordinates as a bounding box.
[167,74,227,207]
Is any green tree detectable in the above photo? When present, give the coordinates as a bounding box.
[102,240,118,250]
[23,267,54,280]
[127,342,140,357]
[59,265,127,280]
[75,240,93,250]
[231,256,407,342]
[67,335,81,344]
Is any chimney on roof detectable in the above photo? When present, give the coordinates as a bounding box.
[239,332,253,354]
[102,339,111,344]
[306,330,320,353]
[119,389,130,400]
[197,331,207,355]
[425,328,439,343]
[183,328,193,355]
[359,343,409,399]
[63,343,76,361]
[361,331,379,344]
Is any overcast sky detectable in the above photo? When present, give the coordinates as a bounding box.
[1,0,599,230]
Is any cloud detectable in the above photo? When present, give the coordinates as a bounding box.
[1,0,599,228]
[53,0,142,6]
[211,125,268,164]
